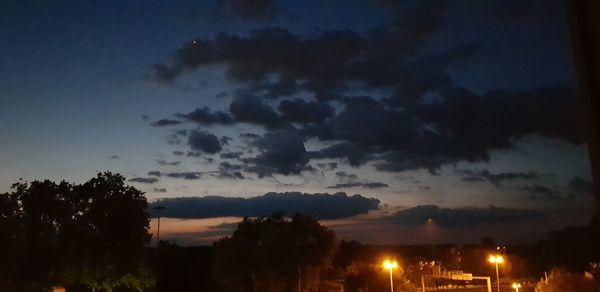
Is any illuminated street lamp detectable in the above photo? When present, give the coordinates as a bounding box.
[488,255,504,292]
[383,259,398,292]
[512,282,521,292]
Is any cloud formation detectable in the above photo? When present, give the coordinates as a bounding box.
[387,205,542,227]
[326,182,389,189]
[148,1,583,177]
[149,192,380,219]
[188,130,222,154]
[459,169,538,187]
[128,177,159,184]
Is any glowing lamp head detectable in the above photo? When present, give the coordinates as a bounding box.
[512,283,521,288]
[383,259,398,269]
[488,255,504,264]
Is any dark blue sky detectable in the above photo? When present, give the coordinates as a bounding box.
[0,0,594,244]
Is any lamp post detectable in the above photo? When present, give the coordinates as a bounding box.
[383,259,398,292]
[153,206,166,244]
[488,255,504,292]
[512,282,521,292]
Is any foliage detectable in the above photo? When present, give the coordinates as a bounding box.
[0,172,153,291]
[535,268,598,292]
[213,213,337,292]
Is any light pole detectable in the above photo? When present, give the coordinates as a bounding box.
[153,206,166,244]
[383,259,398,292]
[512,282,521,292]
[488,255,504,292]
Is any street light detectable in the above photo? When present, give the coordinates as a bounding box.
[383,259,398,292]
[488,255,504,292]
[512,282,521,292]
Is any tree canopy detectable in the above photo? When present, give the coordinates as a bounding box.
[0,172,153,292]
[213,213,337,292]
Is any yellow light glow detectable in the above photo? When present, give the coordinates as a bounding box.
[383,259,398,269]
[488,255,504,264]
[512,283,521,288]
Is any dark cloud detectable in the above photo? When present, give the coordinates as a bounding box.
[157,159,181,166]
[146,171,202,180]
[176,107,234,125]
[569,176,593,196]
[239,132,261,139]
[220,136,233,145]
[153,187,167,193]
[278,99,335,123]
[188,130,222,154]
[387,205,541,227]
[166,172,201,180]
[149,192,380,219]
[229,91,288,129]
[211,162,246,180]
[151,119,183,127]
[458,169,538,187]
[148,171,161,177]
[419,86,583,149]
[220,152,243,159]
[128,177,159,184]
[109,155,120,159]
[327,182,389,189]
[334,171,358,182]
[242,129,310,177]
[520,184,563,200]
[217,0,279,21]
[173,151,185,156]
[149,3,582,175]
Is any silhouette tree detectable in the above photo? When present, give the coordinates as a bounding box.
[0,172,154,292]
[213,213,336,292]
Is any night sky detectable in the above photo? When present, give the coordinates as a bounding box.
[0,0,595,245]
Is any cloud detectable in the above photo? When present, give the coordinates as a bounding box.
[209,161,246,180]
[188,130,222,154]
[229,91,288,129]
[148,3,582,176]
[220,152,243,159]
[157,159,181,166]
[128,177,159,184]
[109,155,120,159]
[569,176,593,196]
[458,169,538,187]
[334,171,358,182]
[176,107,234,125]
[278,98,335,123]
[153,187,167,193]
[173,151,185,156]
[386,205,541,227]
[217,0,279,21]
[146,171,202,180]
[149,192,380,219]
[327,182,389,189]
[242,129,311,177]
[151,119,183,127]
[520,184,563,200]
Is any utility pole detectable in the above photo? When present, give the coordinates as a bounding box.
[153,206,166,244]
